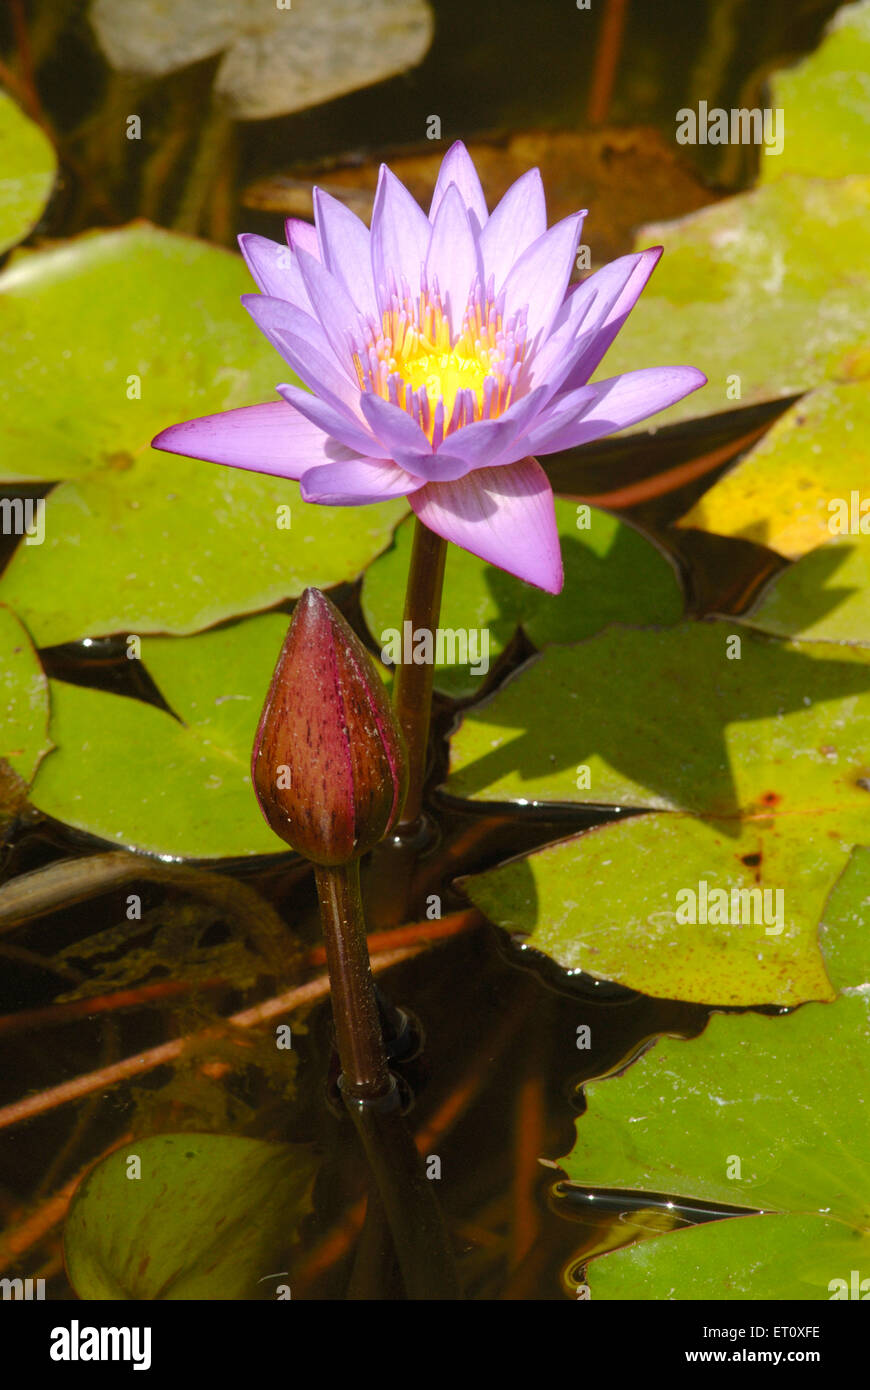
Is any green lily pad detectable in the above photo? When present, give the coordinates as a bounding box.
[445,621,870,816]
[361,503,682,696]
[679,383,870,559]
[818,841,870,989]
[65,1133,315,1299]
[740,534,870,648]
[31,615,292,858]
[600,177,870,428]
[0,603,50,780]
[762,0,870,184]
[0,454,406,646]
[587,1212,870,1301]
[0,224,285,484]
[451,623,870,1002]
[0,90,56,255]
[560,847,870,1298]
[461,811,836,1005]
[0,224,406,639]
[0,603,51,827]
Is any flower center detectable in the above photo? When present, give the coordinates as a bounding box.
[394,349,490,424]
[352,276,527,444]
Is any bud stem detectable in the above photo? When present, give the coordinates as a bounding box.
[314,858,459,1298]
[344,1082,460,1300]
[392,520,448,833]
[314,860,391,1099]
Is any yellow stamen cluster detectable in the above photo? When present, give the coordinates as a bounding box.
[353,286,521,439]
[398,350,489,424]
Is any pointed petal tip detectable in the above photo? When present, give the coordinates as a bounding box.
[310,185,332,222]
[428,140,490,228]
[150,423,175,452]
[410,457,563,593]
[284,218,319,257]
[149,399,339,479]
[514,543,564,594]
[536,558,564,595]
[637,243,665,277]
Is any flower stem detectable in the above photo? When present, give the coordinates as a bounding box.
[392,519,448,833]
[173,100,235,238]
[313,861,391,1099]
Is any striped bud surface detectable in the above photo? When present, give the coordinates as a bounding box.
[252,588,407,865]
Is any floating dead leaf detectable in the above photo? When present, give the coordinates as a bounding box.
[90,0,433,120]
[243,127,717,263]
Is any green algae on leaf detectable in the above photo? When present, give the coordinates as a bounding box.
[0,90,56,255]
[30,616,294,858]
[65,1133,315,1299]
[361,503,682,697]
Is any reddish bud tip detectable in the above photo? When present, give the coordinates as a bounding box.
[251,589,408,865]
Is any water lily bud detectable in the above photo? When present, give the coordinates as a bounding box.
[252,588,407,865]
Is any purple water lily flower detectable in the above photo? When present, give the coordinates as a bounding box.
[153,141,705,593]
